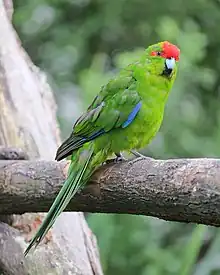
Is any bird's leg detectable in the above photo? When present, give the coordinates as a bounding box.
[104,152,127,165]
[115,152,127,161]
[130,149,150,159]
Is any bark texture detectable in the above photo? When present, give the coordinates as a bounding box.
[0,1,103,274]
[0,155,219,227]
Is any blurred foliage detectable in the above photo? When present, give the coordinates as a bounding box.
[13,0,220,274]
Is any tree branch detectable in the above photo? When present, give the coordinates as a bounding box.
[0,156,219,226]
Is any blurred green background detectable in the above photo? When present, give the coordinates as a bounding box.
[13,0,220,274]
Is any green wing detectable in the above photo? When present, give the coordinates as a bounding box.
[55,70,141,161]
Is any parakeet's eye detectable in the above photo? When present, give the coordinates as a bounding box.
[150,51,163,57]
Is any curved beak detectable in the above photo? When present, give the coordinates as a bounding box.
[163,57,175,77]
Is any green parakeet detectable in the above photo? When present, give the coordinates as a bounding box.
[24,41,180,256]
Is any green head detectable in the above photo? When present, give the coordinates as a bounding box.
[143,41,180,83]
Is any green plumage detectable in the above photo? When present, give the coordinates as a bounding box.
[24,41,180,256]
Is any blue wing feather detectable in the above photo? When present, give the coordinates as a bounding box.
[88,101,142,139]
[122,102,142,128]
[88,129,105,140]
[88,101,142,138]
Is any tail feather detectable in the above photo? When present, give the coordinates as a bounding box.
[24,146,94,256]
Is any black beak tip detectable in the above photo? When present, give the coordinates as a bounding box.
[162,63,173,77]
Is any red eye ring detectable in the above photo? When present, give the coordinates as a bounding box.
[150,51,163,57]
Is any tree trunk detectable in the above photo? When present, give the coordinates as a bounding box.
[0,1,103,274]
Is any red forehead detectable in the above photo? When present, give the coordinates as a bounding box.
[162,41,180,61]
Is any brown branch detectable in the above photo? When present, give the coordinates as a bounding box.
[0,156,219,226]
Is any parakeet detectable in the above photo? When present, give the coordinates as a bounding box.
[24,41,180,256]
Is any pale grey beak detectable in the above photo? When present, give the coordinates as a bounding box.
[165,57,175,70]
[162,57,176,77]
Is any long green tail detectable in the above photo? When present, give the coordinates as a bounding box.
[24,145,94,256]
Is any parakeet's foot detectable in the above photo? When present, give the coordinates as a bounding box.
[130,150,151,159]
[115,152,127,161]
[104,152,127,164]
